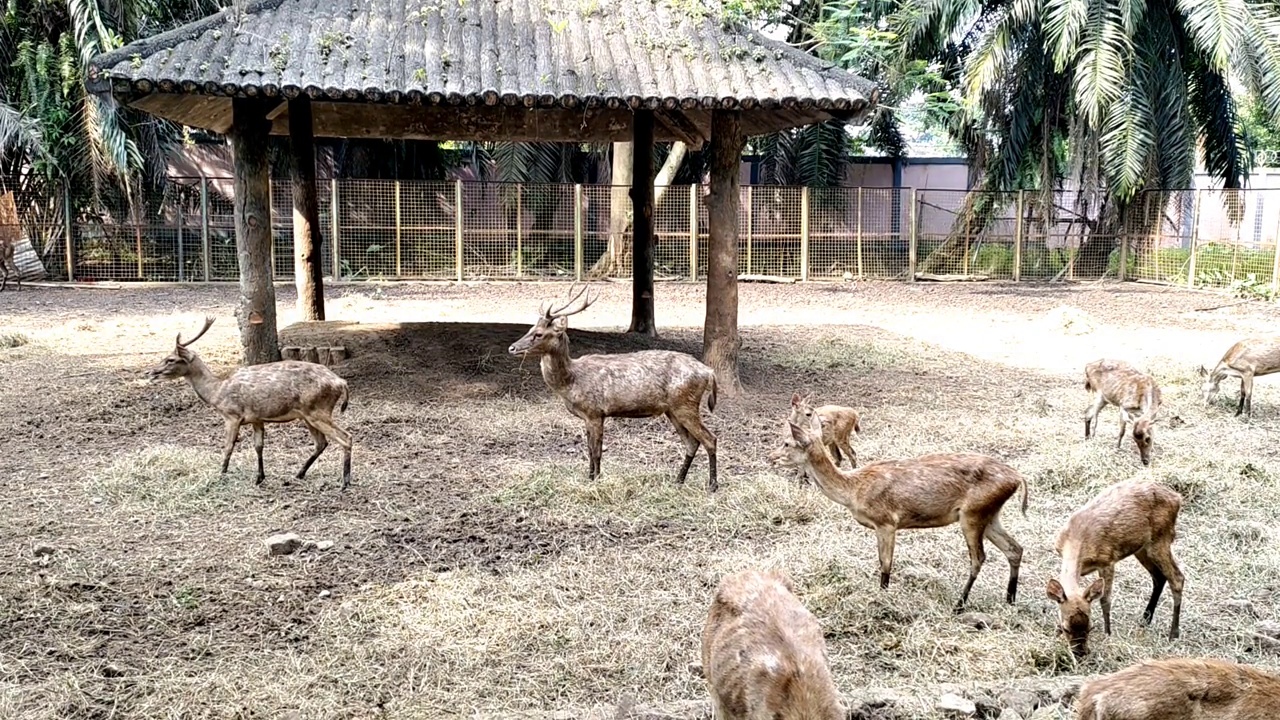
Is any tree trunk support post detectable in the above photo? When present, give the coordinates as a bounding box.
[63,185,74,281]
[289,96,325,321]
[1013,191,1024,282]
[703,110,744,396]
[574,184,585,281]
[393,180,403,277]
[1187,191,1202,289]
[200,174,211,281]
[855,186,864,278]
[907,188,919,282]
[454,179,464,282]
[689,184,698,281]
[229,97,281,365]
[330,178,341,279]
[629,110,656,335]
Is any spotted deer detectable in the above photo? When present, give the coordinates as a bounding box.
[147,317,354,488]
[768,414,1027,609]
[701,568,845,720]
[1075,657,1280,719]
[788,392,860,471]
[1046,479,1183,658]
[508,284,719,491]
[1199,337,1280,417]
[1084,359,1161,466]
[0,227,20,291]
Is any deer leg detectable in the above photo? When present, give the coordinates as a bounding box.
[0,263,7,292]
[828,443,843,467]
[296,423,329,482]
[1132,548,1166,627]
[309,416,353,489]
[220,418,242,475]
[875,526,897,590]
[984,517,1024,605]
[674,409,717,493]
[1098,566,1116,635]
[956,515,988,610]
[1084,393,1106,438]
[838,437,858,468]
[1116,412,1129,449]
[1241,374,1255,418]
[1147,543,1185,639]
[584,417,604,481]
[252,422,266,485]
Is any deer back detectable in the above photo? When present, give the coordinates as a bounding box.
[1220,338,1280,377]
[1075,658,1280,720]
[560,350,713,417]
[219,361,348,420]
[1086,360,1159,414]
[1057,480,1181,574]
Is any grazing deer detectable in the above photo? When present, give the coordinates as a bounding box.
[788,392,860,470]
[768,414,1027,609]
[1199,337,1280,417]
[1045,479,1183,658]
[1075,657,1280,719]
[701,568,845,720]
[508,284,719,492]
[1083,359,1161,466]
[147,317,353,488]
[0,230,20,292]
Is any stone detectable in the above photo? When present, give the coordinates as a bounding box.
[32,544,55,558]
[315,540,335,551]
[318,589,331,599]
[266,532,303,556]
[999,690,1039,718]
[938,693,976,716]
[957,612,998,630]
[101,663,125,678]
[997,710,1023,720]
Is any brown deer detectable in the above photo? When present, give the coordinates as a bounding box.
[788,392,861,470]
[1199,337,1280,417]
[1045,479,1183,658]
[147,317,354,488]
[0,228,20,292]
[701,567,845,720]
[1074,657,1280,719]
[768,414,1028,609]
[1083,359,1161,466]
[508,284,719,492]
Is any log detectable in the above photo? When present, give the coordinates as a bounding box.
[703,110,744,396]
[629,110,656,335]
[316,347,332,365]
[230,97,281,365]
[329,346,348,363]
[738,274,796,284]
[289,97,325,321]
[914,273,992,282]
[281,346,303,360]
[302,346,320,364]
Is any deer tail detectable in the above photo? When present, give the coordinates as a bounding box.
[1019,473,1029,516]
[339,382,350,414]
[707,374,718,413]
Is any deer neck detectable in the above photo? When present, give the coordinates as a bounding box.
[802,444,861,506]
[1057,543,1086,597]
[539,341,574,395]
[184,356,225,407]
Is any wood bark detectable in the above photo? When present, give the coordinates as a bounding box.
[289,97,325,321]
[703,110,744,395]
[629,110,656,335]
[588,140,687,278]
[230,97,281,365]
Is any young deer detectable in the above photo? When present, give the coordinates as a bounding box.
[1075,657,1280,719]
[768,415,1028,609]
[1046,479,1183,658]
[1083,359,1161,466]
[508,285,719,492]
[788,392,861,469]
[148,317,354,488]
[0,230,20,292]
[1199,337,1280,417]
[701,568,845,720]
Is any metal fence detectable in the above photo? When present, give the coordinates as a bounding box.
[10,180,1280,292]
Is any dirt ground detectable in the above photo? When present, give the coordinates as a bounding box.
[2,279,1280,719]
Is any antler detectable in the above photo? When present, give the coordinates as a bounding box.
[545,283,597,319]
[177,316,215,348]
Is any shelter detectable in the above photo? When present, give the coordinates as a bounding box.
[87,0,875,392]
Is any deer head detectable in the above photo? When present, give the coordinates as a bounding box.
[1046,577,1106,657]
[508,284,597,357]
[1198,365,1221,403]
[148,316,215,381]
[767,414,824,468]
[1133,418,1155,465]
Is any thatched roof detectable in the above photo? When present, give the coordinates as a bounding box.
[86,0,877,143]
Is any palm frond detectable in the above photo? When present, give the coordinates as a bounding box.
[1141,4,1194,189]
[1184,47,1247,188]
[1235,6,1280,119]
[963,7,1020,99]
[1073,0,1131,129]
[1044,0,1088,70]
[0,100,47,162]
[1100,73,1156,200]
[1175,0,1250,72]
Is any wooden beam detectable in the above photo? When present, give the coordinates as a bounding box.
[230,97,281,365]
[289,96,325,322]
[629,110,656,336]
[703,110,744,395]
[655,109,705,149]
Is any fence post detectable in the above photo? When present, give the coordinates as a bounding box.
[855,187,864,278]
[63,184,74,282]
[135,213,145,280]
[1272,202,1280,295]
[516,183,523,278]
[176,196,185,282]
[1013,191,1024,282]
[1117,205,1129,281]
[574,183,584,281]
[330,178,341,279]
[394,180,403,277]
[800,186,810,281]
[1187,191,1201,289]
[745,185,753,274]
[200,175,210,281]
[907,188,918,282]
[267,178,275,279]
[689,184,698,281]
[454,179,464,282]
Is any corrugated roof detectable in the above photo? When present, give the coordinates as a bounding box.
[87,0,875,114]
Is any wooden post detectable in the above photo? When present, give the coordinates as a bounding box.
[289,96,325,320]
[574,183,585,281]
[516,183,523,277]
[176,198,185,282]
[961,211,971,275]
[745,185,753,274]
[629,109,656,335]
[1117,200,1129,281]
[200,174,210,281]
[134,223,144,280]
[907,188,918,282]
[229,97,281,365]
[689,184,698,281]
[800,186,811,281]
[704,110,744,396]
[1272,200,1280,294]
[63,184,74,281]
[330,177,341,279]
[394,180,403,277]
[1013,190,1024,282]
[1187,191,1202,288]
[855,186,864,278]
[454,179,463,282]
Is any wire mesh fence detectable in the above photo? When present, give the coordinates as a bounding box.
[9,180,1280,294]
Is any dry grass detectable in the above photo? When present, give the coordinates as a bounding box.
[2,281,1280,718]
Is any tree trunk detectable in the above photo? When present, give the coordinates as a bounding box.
[703,110,743,396]
[630,110,656,335]
[289,97,325,321]
[230,97,281,365]
[588,140,687,278]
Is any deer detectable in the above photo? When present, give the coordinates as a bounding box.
[1199,337,1280,417]
[0,230,20,291]
[788,392,861,474]
[507,284,719,492]
[1083,359,1161,466]
[1074,657,1280,719]
[768,413,1028,609]
[700,567,845,720]
[147,317,354,488]
[1045,479,1183,658]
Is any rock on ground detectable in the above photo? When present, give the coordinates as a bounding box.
[266,532,303,556]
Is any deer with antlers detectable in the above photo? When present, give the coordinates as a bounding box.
[147,317,354,488]
[508,284,719,492]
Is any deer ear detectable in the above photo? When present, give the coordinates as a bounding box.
[788,422,809,446]
[791,392,801,406]
[1083,578,1105,603]
[1197,365,1209,377]
[552,316,568,330]
[1046,578,1066,604]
